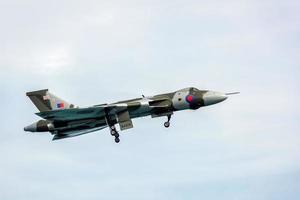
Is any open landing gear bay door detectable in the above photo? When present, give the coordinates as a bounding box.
[116,110,133,131]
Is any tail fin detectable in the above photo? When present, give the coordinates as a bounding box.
[26,89,75,112]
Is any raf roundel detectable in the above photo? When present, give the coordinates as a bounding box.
[185,95,194,103]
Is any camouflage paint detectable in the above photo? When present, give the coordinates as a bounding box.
[24,87,229,140]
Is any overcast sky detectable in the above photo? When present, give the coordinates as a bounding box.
[0,0,299,199]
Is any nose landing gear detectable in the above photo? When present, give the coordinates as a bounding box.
[164,115,171,128]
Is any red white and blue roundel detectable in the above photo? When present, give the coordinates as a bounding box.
[185,95,195,103]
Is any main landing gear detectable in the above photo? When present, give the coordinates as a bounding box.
[109,125,120,143]
[164,115,171,128]
[105,108,120,143]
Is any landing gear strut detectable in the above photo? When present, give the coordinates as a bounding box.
[105,108,120,143]
[164,115,171,128]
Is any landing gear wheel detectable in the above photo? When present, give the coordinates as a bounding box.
[115,137,120,143]
[111,130,118,136]
[164,115,171,128]
[110,130,117,136]
[114,132,119,138]
[164,121,170,128]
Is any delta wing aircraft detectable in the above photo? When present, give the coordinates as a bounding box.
[24,87,238,143]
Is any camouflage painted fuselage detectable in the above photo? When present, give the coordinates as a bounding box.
[24,87,229,141]
[117,87,204,118]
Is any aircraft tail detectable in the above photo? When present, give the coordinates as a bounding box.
[26,89,75,112]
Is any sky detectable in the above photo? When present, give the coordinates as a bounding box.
[0,0,299,199]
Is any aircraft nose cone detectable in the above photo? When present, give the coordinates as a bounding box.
[203,91,228,106]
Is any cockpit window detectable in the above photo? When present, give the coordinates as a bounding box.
[191,87,199,95]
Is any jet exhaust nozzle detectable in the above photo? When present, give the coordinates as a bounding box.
[24,120,54,132]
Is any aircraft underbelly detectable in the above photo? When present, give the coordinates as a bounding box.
[129,105,153,118]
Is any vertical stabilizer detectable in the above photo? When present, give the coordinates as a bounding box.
[26,89,75,112]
